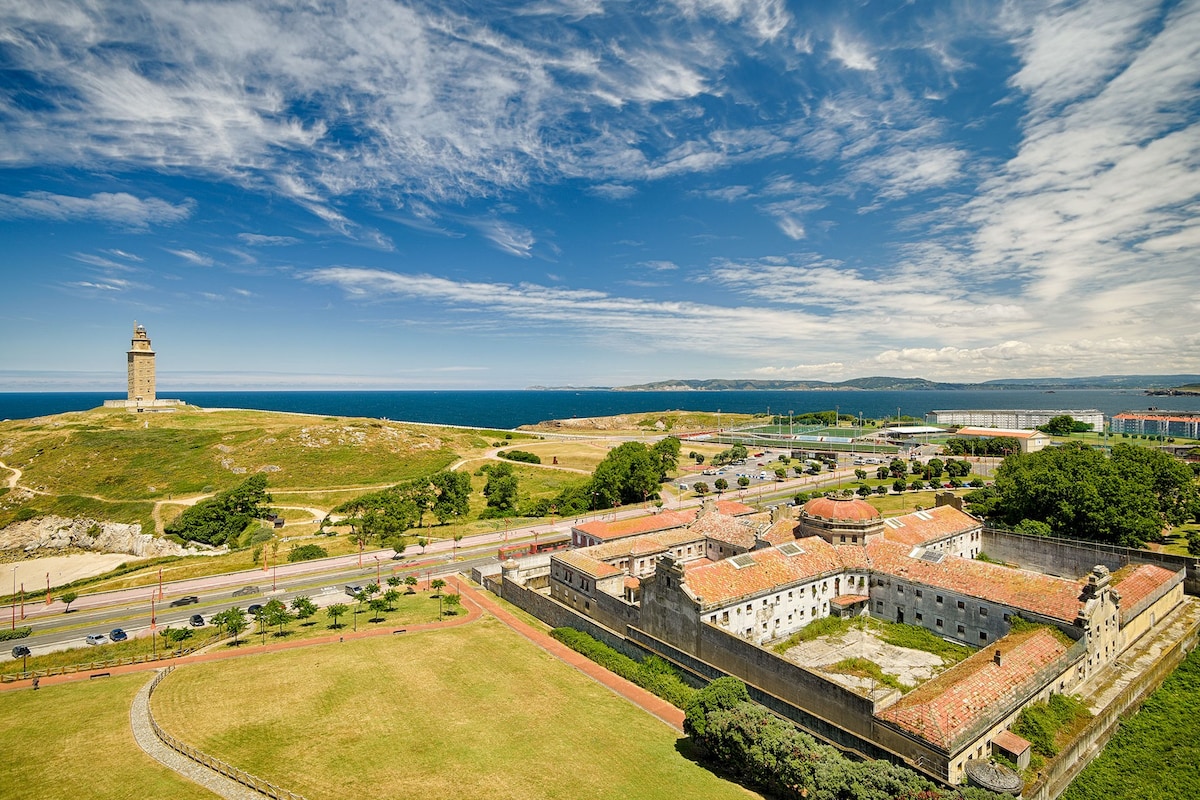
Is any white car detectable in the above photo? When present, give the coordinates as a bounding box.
[85,633,109,646]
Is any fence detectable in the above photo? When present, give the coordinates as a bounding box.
[0,647,200,683]
[145,667,308,800]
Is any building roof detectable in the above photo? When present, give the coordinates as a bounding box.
[879,505,980,547]
[585,527,705,562]
[682,539,853,607]
[884,425,948,435]
[803,495,882,522]
[831,593,870,606]
[572,509,695,541]
[953,427,1049,440]
[992,729,1031,755]
[690,511,758,550]
[715,499,757,516]
[1111,563,1180,611]
[865,541,1084,622]
[552,549,622,578]
[877,628,1069,750]
[1114,411,1200,421]
[758,517,802,546]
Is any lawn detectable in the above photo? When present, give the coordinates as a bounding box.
[152,617,754,800]
[0,673,214,800]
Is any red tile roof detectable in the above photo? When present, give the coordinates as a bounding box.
[682,539,854,607]
[992,729,1031,755]
[552,549,622,578]
[716,499,757,516]
[690,511,757,550]
[877,629,1068,749]
[572,509,695,541]
[866,540,1085,622]
[880,505,980,547]
[1112,563,1180,613]
[804,495,881,521]
[759,518,802,546]
[954,426,1047,440]
[831,593,870,606]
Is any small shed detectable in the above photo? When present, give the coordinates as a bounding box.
[271,515,285,529]
[992,729,1033,770]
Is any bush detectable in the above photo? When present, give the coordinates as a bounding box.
[498,449,542,464]
[550,628,695,709]
[250,527,275,545]
[1013,693,1091,757]
[287,544,329,562]
[0,627,32,641]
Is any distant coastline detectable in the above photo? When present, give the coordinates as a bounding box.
[598,374,1200,392]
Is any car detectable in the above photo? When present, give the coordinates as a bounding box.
[231,585,260,597]
[169,595,199,607]
[189,614,205,627]
[246,604,263,616]
[109,628,128,642]
[11,645,31,659]
[85,633,109,646]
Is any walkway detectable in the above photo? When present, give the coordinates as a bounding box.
[130,670,262,800]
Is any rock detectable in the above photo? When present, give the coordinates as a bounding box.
[0,515,206,558]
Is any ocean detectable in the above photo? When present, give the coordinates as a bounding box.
[0,389,1196,430]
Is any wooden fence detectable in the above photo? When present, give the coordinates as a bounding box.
[146,666,308,800]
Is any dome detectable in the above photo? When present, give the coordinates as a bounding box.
[802,495,881,522]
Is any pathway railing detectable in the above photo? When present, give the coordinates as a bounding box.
[145,666,308,800]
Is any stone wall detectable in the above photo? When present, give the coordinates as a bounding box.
[499,578,650,662]
[982,528,1199,594]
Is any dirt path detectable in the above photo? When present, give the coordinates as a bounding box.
[0,460,20,490]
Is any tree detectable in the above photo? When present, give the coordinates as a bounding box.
[383,588,401,611]
[326,602,349,629]
[387,575,402,588]
[482,462,519,515]
[856,486,871,497]
[60,590,79,613]
[889,458,907,479]
[714,478,728,495]
[165,474,273,546]
[694,453,705,465]
[453,533,463,559]
[854,469,867,482]
[263,598,291,637]
[1038,414,1079,436]
[774,467,787,481]
[417,537,428,554]
[589,442,663,509]
[431,578,447,595]
[909,480,925,491]
[737,476,750,489]
[651,436,681,478]
[212,607,248,645]
[926,458,944,478]
[892,479,907,493]
[693,481,710,496]
[430,469,472,523]
[404,575,418,593]
[160,626,193,654]
[443,593,462,616]
[368,597,388,621]
[291,596,318,625]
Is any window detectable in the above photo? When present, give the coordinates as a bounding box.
[979,631,988,642]
[915,612,923,622]
[979,606,988,617]
[915,589,923,598]
[897,585,904,594]
[957,600,965,610]
[788,591,793,599]
[1003,613,1011,623]
[936,618,944,628]
[957,624,965,634]
[936,595,943,604]
[876,601,883,610]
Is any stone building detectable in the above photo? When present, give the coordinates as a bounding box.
[509,492,1187,787]
[103,323,184,411]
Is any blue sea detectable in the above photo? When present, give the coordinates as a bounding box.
[1,389,1196,430]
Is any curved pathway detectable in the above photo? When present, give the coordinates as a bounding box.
[130,670,263,800]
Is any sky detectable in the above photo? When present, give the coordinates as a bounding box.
[1,0,1198,391]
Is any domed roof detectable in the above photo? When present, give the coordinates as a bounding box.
[802,495,881,522]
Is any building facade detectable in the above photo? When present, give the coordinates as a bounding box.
[1111,411,1200,439]
[930,409,1105,432]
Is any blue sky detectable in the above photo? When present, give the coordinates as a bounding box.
[1,0,1198,391]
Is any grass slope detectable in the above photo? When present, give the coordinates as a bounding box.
[152,617,752,800]
[1062,647,1200,800]
[0,673,214,800]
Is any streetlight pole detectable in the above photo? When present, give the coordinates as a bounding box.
[10,566,16,630]
[150,595,157,659]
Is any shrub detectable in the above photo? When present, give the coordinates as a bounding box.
[287,544,329,562]
[1013,693,1091,757]
[250,527,275,545]
[498,449,541,464]
[0,627,32,641]
[550,628,695,709]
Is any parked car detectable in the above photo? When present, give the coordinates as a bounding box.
[85,633,109,646]
[109,628,128,642]
[11,645,31,658]
[189,614,205,627]
[169,595,199,607]
[246,604,263,616]
[231,585,259,597]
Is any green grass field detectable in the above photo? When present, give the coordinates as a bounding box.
[0,673,214,800]
[152,617,754,800]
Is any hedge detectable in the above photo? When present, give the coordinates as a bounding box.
[550,627,695,708]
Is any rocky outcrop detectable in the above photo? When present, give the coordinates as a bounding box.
[0,516,204,558]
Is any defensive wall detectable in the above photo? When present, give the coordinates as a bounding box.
[982,528,1200,595]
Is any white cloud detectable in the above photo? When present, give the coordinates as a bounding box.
[775,216,806,240]
[166,249,214,267]
[0,191,192,228]
[641,260,679,271]
[477,220,536,258]
[829,30,877,71]
[750,362,845,378]
[237,233,300,247]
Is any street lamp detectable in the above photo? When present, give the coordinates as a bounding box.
[10,566,15,630]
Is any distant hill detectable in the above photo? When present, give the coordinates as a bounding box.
[613,375,1200,391]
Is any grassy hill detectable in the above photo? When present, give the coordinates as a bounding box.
[0,406,512,532]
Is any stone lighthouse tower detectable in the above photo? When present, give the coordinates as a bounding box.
[127,322,157,406]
